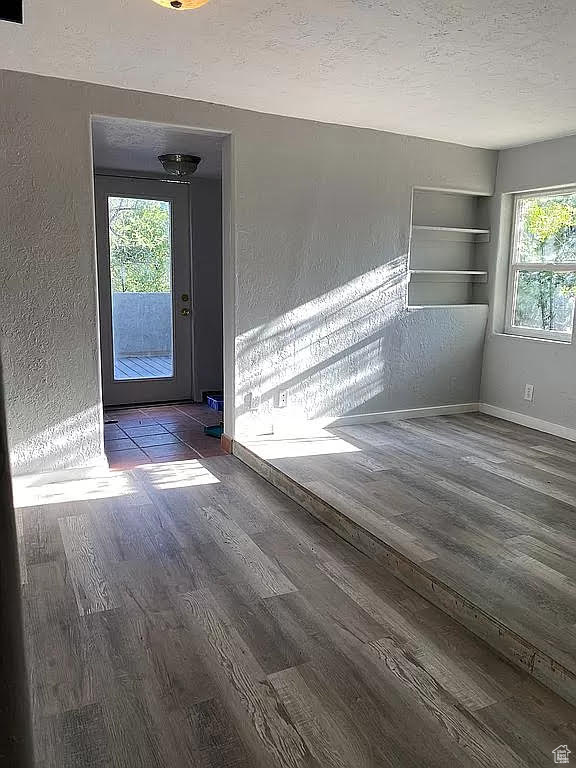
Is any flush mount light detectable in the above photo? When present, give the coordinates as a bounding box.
[152,0,211,9]
[158,154,202,177]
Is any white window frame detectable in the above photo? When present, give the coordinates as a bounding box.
[505,188,576,342]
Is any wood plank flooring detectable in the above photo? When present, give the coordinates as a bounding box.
[239,413,576,703]
[113,356,173,381]
[18,452,576,766]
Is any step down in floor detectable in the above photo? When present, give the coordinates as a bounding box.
[233,441,576,708]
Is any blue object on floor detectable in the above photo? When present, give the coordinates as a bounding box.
[207,396,224,411]
[204,423,223,438]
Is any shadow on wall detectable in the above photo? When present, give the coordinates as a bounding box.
[235,252,485,441]
[235,256,410,437]
[9,406,103,476]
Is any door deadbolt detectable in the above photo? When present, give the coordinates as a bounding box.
[181,293,190,302]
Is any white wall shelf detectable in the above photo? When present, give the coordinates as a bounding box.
[412,225,490,235]
[408,189,491,308]
[408,304,489,310]
[410,269,488,275]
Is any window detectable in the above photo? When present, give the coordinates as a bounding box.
[506,189,576,341]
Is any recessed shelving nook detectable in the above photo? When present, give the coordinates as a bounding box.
[408,189,491,307]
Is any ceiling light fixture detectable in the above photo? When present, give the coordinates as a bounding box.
[152,0,211,9]
[158,154,202,177]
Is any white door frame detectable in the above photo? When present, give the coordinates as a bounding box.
[95,176,194,406]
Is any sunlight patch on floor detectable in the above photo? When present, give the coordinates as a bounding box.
[138,459,221,489]
[242,427,361,460]
[13,470,135,508]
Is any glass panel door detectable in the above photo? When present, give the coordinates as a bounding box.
[96,177,193,406]
[108,196,174,380]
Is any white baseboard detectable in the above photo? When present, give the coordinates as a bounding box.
[327,402,480,427]
[479,403,576,443]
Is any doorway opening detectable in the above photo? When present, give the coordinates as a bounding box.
[91,117,228,465]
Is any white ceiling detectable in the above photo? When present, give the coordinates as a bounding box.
[2,0,576,149]
[92,117,224,178]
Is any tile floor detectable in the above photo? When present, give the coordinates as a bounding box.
[104,402,226,469]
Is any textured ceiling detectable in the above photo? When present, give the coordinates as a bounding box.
[2,0,576,148]
[92,118,224,178]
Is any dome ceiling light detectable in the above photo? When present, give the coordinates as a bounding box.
[158,154,202,177]
[152,0,211,9]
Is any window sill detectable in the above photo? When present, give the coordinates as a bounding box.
[493,331,573,345]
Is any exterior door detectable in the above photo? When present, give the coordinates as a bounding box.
[95,177,193,406]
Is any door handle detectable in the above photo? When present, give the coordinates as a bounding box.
[180,308,190,317]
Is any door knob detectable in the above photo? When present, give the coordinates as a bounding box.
[180,308,190,316]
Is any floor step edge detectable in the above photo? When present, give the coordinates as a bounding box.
[233,440,576,708]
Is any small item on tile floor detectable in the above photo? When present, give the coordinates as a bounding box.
[204,422,223,439]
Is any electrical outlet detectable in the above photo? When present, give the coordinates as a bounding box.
[278,391,288,408]
[244,392,260,411]
[524,384,534,402]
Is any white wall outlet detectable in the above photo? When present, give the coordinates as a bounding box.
[524,384,534,402]
[244,392,260,410]
[278,391,288,408]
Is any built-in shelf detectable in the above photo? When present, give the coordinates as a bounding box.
[412,225,490,235]
[410,269,487,275]
[408,189,491,308]
[408,303,489,310]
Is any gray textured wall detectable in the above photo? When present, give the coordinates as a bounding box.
[0,69,496,474]
[190,179,223,399]
[112,292,172,356]
[481,134,576,430]
[0,357,33,766]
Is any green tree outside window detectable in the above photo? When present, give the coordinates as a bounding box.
[514,195,576,332]
[108,197,172,293]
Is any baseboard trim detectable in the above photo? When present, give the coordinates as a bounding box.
[220,433,234,454]
[328,402,479,427]
[233,439,576,708]
[480,403,576,443]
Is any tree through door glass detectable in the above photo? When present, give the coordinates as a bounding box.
[108,196,174,380]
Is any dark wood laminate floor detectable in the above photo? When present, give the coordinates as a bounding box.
[244,413,576,686]
[18,451,576,767]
